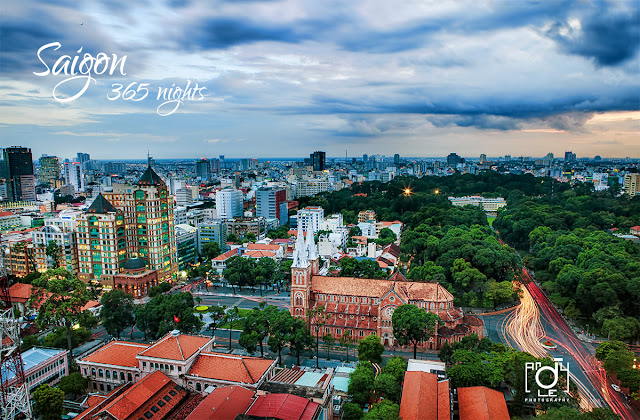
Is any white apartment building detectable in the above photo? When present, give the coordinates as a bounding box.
[216,188,243,220]
[64,162,85,192]
[297,206,325,234]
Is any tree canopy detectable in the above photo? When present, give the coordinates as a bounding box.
[392,304,439,359]
[100,289,135,339]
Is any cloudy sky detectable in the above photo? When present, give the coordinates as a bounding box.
[1,0,639,160]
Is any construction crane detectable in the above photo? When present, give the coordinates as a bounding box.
[0,266,33,419]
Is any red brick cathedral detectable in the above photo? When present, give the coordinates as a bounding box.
[290,230,483,349]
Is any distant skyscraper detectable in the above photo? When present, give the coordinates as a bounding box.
[394,154,400,165]
[216,188,243,219]
[64,161,85,192]
[209,158,220,173]
[77,152,90,163]
[479,154,487,164]
[623,174,640,198]
[256,187,288,226]
[363,154,368,163]
[196,159,210,181]
[504,155,512,162]
[310,151,326,171]
[446,153,461,166]
[2,146,35,201]
[39,156,60,187]
[564,151,576,162]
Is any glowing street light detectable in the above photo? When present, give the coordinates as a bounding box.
[434,189,440,195]
[403,188,412,196]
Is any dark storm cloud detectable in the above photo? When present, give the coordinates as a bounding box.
[545,6,640,66]
[185,18,308,50]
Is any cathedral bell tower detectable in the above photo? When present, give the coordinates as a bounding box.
[290,229,312,320]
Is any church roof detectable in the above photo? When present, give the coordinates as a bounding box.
[87,194,118,214]
[311,276,453,302]
[137,166,164,186]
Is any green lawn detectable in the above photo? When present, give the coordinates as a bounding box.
[487,215,496,227]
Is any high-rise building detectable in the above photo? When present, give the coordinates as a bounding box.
[196,159,210,181]
[362,154,368,163]
[175,187,193,206]
[256,187,288,226]
[479,154,487,164]
[394,154,400,165]
[197,220,226,253]
[310,151,326,172]
[64,161,85,192]
[2,146,35,201]
[446,153,461,166]
[77,194,127,284]
[122,166,178,283]
[215,188,243,220]
[564,151,577,162]
[623,174,640,197]
[209,158,220,173]
[32,222,78,274]
[504,155,511,162]
[77,153,90,163]
[39,156,60,187]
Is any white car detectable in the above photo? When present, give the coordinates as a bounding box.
[611,384,621,392]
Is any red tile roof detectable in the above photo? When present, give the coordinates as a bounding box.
[311,276,454,302]
[247,243,281,251]
[212,249,240,261]
[139,333,212,361]
[399,371,450,420]
[187,352,274,384]
[185,386,255,420]
[100,371,186,420]
[458,386,509,420]
[8,283,33,303]
[0,210,16,217]
[246,393,319,420]
[82,341,150,368]
[243,250,276,259]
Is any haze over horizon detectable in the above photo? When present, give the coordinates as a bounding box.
[1,0,639,160]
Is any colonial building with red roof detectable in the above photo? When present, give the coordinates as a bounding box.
[75,371,187,420]
[245,393,320,420]
[77,332,277,395]
[185,385,255,420]
[290,230,482,349]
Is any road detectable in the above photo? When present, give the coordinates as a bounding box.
[490,271,637,419]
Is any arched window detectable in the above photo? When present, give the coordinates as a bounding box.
[196,383,201,391]
[120,372,125,381]
[98,369,103,378]
[439,303,444,309]
[92,368,96,377]
[127,373,132,382]
[113,370,118,379]
[105,370,110,378]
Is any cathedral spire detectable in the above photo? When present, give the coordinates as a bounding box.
[305,228,318,261]
[292,229,309,268]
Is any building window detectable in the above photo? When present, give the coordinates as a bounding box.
[325,327,330,333]
[359,331,364,337]
[196,383,201,391]
[105,370,110,379]
[178,367,182,372]
[91,368,96,377]
[143,362,146,368]
[128,373,133,382]
[336,328,341,335]
[120,372,125,381]
[98,369,103,378]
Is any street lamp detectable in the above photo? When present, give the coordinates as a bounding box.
[434,189,440,195]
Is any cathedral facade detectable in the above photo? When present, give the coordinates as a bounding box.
[290,230,483,349]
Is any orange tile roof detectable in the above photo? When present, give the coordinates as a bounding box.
[100,371,184,420]
[247,393,319,420]
[187,352,274,384]
[212,249,240,261]
[185,386,255,420]
[247,243,281,251]
[311,276,453,302]
[82,341,150,367]
[81,300,101,311]
[458,386,509,420]
[399,371,450,420]
[139,333,212,361]
[243,250,276,258]
[0,210,16,217]
[8,283,33,303]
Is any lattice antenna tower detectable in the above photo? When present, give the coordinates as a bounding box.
[0,266,33,419]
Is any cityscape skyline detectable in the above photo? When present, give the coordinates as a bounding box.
[1,1,639,159]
